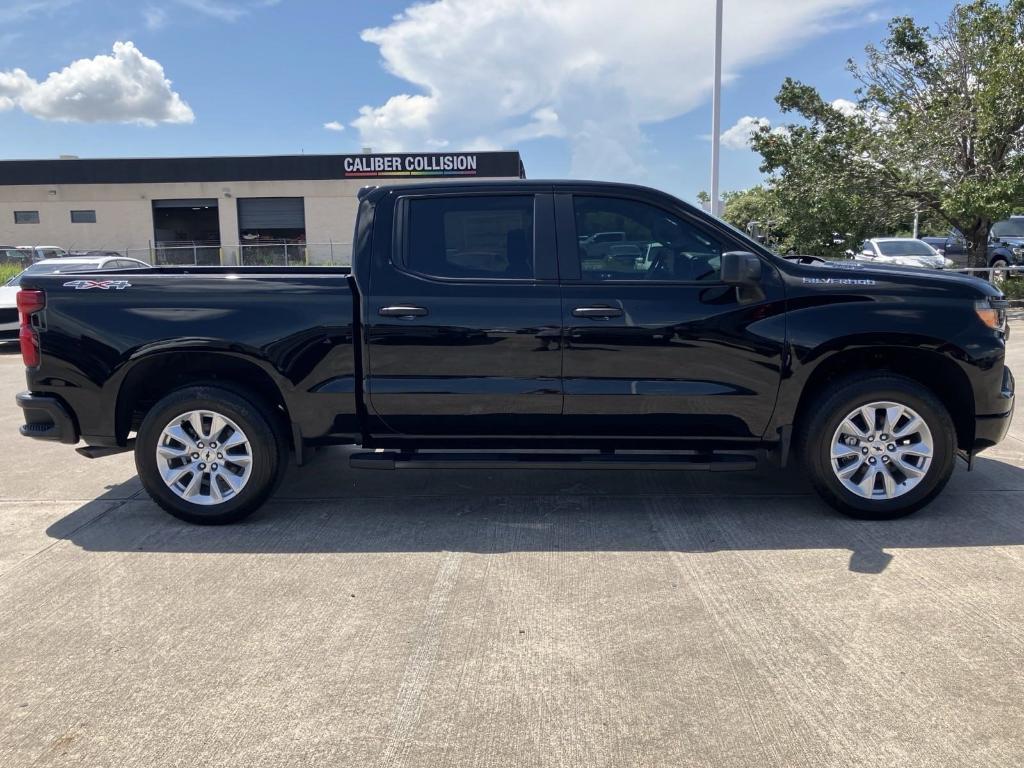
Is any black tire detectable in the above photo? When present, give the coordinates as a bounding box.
[797,373,956,520]
[135,385,288,524]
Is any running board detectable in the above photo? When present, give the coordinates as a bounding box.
[349,450,757,472]
[76,439,135,459]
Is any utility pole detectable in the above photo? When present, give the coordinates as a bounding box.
[710,0,723,217]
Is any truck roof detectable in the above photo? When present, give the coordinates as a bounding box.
[366,178,685,198]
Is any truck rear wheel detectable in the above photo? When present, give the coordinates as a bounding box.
[798,374,956,519]
[135,385,287,524]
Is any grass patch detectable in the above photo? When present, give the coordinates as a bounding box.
[1001,277,1024,300]
[0,264,22,285]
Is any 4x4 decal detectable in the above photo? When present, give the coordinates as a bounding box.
[62,280,132,290]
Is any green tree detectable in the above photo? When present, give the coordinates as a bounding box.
[718,186,787,249]
[753,1,1024,266]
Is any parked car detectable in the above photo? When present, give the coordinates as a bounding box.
[1,246,27,265]
[856,238,953,269]
[988,217,1024,276]
[67,250,125,259]
[920,232,967,263]
[923,216,1024,274]
[14,180,1014,525]
[1,256,149,342]
[15,246,68,263]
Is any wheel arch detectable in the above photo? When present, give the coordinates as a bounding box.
[113,350,292,447]
[791,346,975,452]
[989,249,1012,266]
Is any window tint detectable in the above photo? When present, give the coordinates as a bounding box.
[407,195,534,279]
[14,211,39,224]
[573,197,723,281]
[992,218,1024,238]
[70,209,97,223]
[876,240,934,256]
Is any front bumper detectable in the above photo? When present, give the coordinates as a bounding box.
[973,366,1015,451]
[16,391,80,444]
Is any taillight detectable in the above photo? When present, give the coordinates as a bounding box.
[16,289,45,368]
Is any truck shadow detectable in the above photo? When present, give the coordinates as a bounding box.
[44,449,1024,574]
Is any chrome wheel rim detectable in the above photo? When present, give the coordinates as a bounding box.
[991,260,1008,284]
[156,410,253,506]
[830,401,934,501]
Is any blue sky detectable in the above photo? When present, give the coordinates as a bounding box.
[0,0,952,203]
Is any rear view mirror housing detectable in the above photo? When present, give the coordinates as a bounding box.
[721,251,762,286]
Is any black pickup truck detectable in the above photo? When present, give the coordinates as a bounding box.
[14,181,1015,524]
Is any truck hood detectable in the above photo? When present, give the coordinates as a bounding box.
[791,258,1001,299]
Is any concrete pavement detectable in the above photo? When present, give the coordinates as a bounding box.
[1,333,1022,767]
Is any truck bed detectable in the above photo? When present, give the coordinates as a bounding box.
[19,266,359,448]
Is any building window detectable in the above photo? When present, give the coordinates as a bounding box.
[14,211,39,224]
[70,210,97,224]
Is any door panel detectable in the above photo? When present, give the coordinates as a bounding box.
[560,281,786,438]
[366,192,562,436]
[559,192,786,440]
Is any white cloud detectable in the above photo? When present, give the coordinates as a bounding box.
[831,98,860,116]
[352,0,872,180]
[144,7,168,30]
[0,0,77,24]
[1,41,194,125]
[323,120,345,132]
[174,0,247,22]
[0,68,34,111]
[720,115,771,150]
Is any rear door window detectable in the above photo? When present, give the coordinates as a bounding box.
[406,195,534,280]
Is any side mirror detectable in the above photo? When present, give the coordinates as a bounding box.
[720,251,762,285]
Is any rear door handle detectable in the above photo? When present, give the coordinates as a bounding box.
[572,306,623,319]
[379,305,429,318]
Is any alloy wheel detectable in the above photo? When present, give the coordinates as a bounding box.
[830,400,934,500]
[155,410,253,505]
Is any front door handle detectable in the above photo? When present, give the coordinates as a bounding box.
[572,306,623,319]
[379,305,429,318]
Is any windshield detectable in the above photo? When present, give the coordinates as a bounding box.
[991,218,1024,238]
[876,240,935,257]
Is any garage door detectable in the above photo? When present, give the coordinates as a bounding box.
[237,197,305,229]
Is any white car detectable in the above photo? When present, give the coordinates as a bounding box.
[1,255,149,342]
[856,238,954,269]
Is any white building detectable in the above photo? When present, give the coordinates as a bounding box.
[0,151,525,265]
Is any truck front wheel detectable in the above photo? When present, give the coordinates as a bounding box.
[798,374,956,519]
[135,385,287,524]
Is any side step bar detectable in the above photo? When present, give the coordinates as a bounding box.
[350,450,757,472]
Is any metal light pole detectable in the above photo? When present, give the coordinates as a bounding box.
[710,0,723,217]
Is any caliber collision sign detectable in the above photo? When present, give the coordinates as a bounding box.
[341,152,522,179]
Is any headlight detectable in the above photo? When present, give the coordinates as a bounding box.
[975,299,1008,332]
[1012,246,1024,258]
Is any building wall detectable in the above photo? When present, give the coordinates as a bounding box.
[0,176,470,262]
